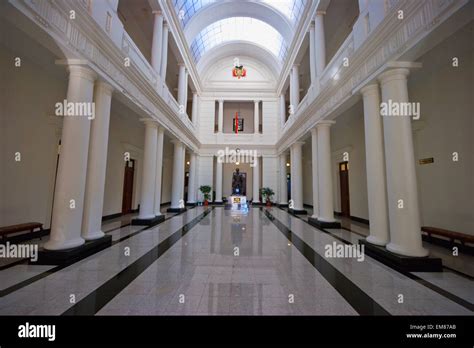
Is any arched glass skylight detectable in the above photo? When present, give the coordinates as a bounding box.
[173,0,307,27]
[190,17,288,62]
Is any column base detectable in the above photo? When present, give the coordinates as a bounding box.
[186,202,197,207]
[359,239,441,272]
[167,207,187,213]
[82,230,105,241]
[131,214,165,226]
[308,217,340,229]
[43,237,85,251]
[366,235,389,247]
[386,241,429,258]
[252,201,263,206]
[288,208,307,215]
[34,235,112,265]
[278,203,288,208]
[211,201,224,206]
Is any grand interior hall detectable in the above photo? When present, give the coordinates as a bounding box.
[0,0,473,345]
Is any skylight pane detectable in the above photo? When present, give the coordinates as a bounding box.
[190,17,288,62]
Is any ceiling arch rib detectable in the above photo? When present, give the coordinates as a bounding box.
[197,41,281,79]
[180,1,294,44]
[190,17,288,63]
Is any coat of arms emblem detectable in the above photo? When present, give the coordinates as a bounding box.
[232,64,247,79]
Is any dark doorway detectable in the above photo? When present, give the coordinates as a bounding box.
[339,162,350,217]
[122,159,135,214]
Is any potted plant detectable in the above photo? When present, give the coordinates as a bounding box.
[199,185,212,206]
[260,187,275,207]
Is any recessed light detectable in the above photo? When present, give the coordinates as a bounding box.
[286,163,290,167]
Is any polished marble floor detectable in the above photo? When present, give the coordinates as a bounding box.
[0,206,472,316]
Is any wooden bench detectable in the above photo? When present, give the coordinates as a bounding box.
[421,226,474,246]
[0,222,43,241]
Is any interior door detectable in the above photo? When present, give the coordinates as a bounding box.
[122,159,135,214]
[339,162,350,217]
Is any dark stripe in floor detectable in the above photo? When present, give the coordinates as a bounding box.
[263,208,390,316]
[62,208,213,315]
[275,207,474,311]
[0,209,194,297]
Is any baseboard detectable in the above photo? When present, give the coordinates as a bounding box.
[334,211,370,225]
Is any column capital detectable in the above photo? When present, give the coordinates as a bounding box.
[178,62,186,67]
[316,10,326,16]
[218,99,224,104]
[163,21,169,29]
[152,10,162,16]
[170,139,183,145]
[140,118,159,128]
[316,120,336,128]
[360,83,379,96]
[59,62,97,82]
[311,127,318,136]
[291,141,305,148]
[254,100,260,104]
[292,64,300,69]
[378,68,410,85]
[96,81,114,95]
[192,91,198,97]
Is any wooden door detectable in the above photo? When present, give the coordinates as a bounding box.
[339,162,350,217]
[122,159,135,214]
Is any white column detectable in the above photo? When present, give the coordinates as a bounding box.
[314,11,326,78]
[187,152,197,204]
[151,11,163,73]
[160,22,169,81]
[361,84,390,246]
[191,92,198,123]
[45,65,96,250]
[138,119,158,219]
[254,100,260,134]
[310,128,319,218]
[290,65,300,111]
[184,70,189,114]
[280,94,286,128]
[82,81,113,241]
[378,69,428,257]
[316,121,336,222]
[279,154,288,205]
[153,126,165,215]
[177,64,187,108]
[290,142,304,211]
[217,99,224,133]
[215,158,223,203]
[170,140,185,209]
[252,156,260,203]
[309,23,316,86]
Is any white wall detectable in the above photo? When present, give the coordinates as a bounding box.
[262,156,278,202]
[102,105,145,216]
[0,45,66,229]
[409,21,474,235]
[330,102,369,220]
[196,155,214,201]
